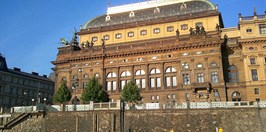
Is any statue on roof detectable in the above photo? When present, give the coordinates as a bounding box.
[70,28,79,46]
[189,27,194,35]
[90,40,94,47]
[176,29,180,37]
[200,26,205,34]
[195,26,200,34]
[59,38,69,46]
[216,24,221,33]
[101,39,105,48]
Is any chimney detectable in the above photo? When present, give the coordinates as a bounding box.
[13,67,21,72]
[32,72,39,76]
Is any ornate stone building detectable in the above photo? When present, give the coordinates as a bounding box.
[52,0,266,103]
[0,54,54,108]
[222,10,266,102]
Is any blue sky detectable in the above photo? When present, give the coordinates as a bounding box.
[0,0,265,76]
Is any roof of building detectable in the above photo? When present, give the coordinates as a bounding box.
[4,69,54,83]
[84,0,216,29]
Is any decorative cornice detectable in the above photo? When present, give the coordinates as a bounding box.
[239,38,266,45]
[52,38,222,65]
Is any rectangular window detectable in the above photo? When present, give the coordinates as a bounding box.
[195,22,203,27]
[92,36,98,42]
[151,96,155,100]
[115,33,122,39]
[121,80,126,89]
[181,24,188,30]
[182,62,189,69]
[197,73,204,83]
[254,88,259,95]
[172,76,177,86]
[183,74,190,85]
[83,82,88,89]
[251,69,258,81]
[136,79,140,88]
[150,78,155,88]
[107,82,112,91]
[113,81,116,90]
[167,26,174,32]
[259,24,266,34]
[213,90,219,97]
[246,29,252,33]
[250,58,256,64]
[166,77,171,87]
[128,32,134,37]
[157,78,161,87]
[103,35,110,40]
[153,28,160,34]
[141,79,146,88]
[140,30,147,36]
[211,71,218,83]
[136,79,145,88]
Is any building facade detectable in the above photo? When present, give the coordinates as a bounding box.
[52,0,266,103]
[222,11,266,102]
[0,54,54,108]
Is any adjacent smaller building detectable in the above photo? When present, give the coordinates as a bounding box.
[0,54,54,108]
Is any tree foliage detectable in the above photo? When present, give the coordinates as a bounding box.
[53,81,71,104]
[121,81,142,103]
[81,77,109,103]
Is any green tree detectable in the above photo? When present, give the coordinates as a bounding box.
[121,81,142,103]
[53,80,71,104]
[81,77,109,103]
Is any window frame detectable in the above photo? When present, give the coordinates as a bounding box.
[181,24,188,30]
[259,24,266,34]
[153,28,160,34]
[211,71,218,83]
[115,33,122,39]
[167,26,174,32]
[251,69,258,81]
[140,30,147,36]
[128,31,134,37]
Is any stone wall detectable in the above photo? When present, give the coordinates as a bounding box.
[3,108,266,132]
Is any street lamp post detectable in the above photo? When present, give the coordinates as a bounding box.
[43,98,47,105]
[31,98,35,111]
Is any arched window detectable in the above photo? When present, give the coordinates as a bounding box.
[228,65,239,83]
[120,71,131,89]
[107,72,117,78]
[165,67,176,73]
[135,70,145,75]
[150,68,160,74]
[165,67,177,87]
[121,71,131,77]
[232,91,241,101]
[150,68,161,88]
[106,72,117,91]
[135,69,146,89]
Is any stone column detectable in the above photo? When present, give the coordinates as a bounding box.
[145,64,149,92]
[116,67,120,93]
[161,62,165,90]
[204,57,209,83]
